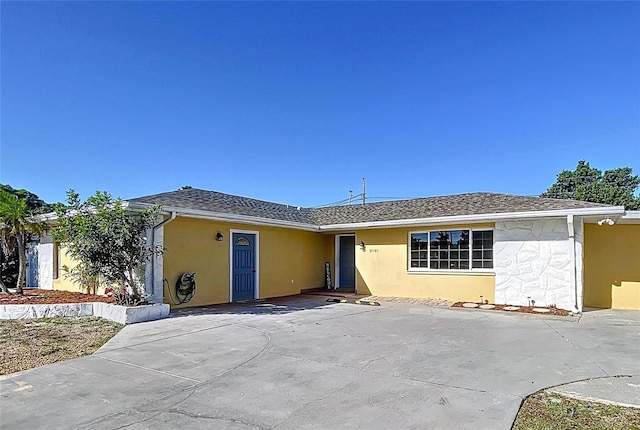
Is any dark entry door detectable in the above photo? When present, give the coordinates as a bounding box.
[232,233,256,301]
[339,235,355,288]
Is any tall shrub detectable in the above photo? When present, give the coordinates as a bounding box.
[53,190,163,305]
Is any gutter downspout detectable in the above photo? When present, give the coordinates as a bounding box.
[567,214,580,314]
[150,212,177,299]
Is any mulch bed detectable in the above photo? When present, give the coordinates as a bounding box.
[452,302,571,316]
[0,288,114,305]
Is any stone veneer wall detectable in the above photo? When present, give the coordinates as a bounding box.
[494,218,579,311]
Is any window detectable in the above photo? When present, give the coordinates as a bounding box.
[409,229,493,271]
[472,230,494,269]
[235,237,250,246]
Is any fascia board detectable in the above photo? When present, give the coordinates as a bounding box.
[622,210,640,219]
[618,210,640,224]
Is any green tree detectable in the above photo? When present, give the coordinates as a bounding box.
[541,161,640,210]
[0,184,53,214]
[53,190,163,305]
[0,190,47,294]
[0,185,52,289]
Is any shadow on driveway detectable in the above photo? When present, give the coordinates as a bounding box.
[168,293,341,318]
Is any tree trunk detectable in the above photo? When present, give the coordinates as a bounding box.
[15,234,27,295]
[0,277,10,294]
[126,266,141,301]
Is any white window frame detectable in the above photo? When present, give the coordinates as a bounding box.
[407,228,494,273]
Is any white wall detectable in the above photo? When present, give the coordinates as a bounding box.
[494,218,576,310]
[37,236,54,290]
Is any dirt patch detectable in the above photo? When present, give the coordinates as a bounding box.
[0,317,123,375]
[513,391,640,429]
[0,288,114,305]
[452,302,570,316]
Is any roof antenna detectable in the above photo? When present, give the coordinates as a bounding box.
[349,190,353,205]
[362,178,366,205]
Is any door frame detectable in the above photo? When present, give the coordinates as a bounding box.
[334,233,355,289]
[229,229,260,301]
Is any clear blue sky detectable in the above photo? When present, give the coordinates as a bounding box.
[2,2,639,207]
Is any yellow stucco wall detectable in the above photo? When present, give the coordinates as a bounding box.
[52,245,81,292]
[349,224,496,303]
[584,223,640,310]
[52,244,108,294]
[162,217,332,308]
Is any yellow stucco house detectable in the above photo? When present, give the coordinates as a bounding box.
[38,188,640,312]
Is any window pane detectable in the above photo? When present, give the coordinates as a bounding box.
[411,233,428,250]
[427,230,469,270]
[472,230,493,270]
[410,233,429,268]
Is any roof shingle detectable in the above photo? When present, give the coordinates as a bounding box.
[129,188,611,227]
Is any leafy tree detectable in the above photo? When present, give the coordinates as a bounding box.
[0,185,52,290]
[0,184,53,214]
[53,190,163,305]
[541,161,640,210]
[0,190,48,294]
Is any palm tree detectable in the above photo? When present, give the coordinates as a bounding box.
[0,190,46,294]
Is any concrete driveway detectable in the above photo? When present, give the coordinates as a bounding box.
[1,295,639,429]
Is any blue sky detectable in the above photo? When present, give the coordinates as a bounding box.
[2,2,639,207]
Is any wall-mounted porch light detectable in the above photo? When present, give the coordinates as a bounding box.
[597,218,614,226]
[360,241,366,251]
[216,231,224,241]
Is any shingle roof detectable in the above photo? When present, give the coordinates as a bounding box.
[310,192,609,225]
[129,188,611,227]
[129,188,316,224]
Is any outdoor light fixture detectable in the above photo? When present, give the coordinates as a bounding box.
[360,241,366,251]
[597,218,615,226]
[216,231,224,241]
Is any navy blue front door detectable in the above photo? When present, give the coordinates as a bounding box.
[232,233,256,301]
[339,235,355,288]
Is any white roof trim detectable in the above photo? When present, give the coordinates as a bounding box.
[317,206,625,231]
[618,210,640,224]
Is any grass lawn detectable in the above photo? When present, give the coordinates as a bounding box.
[0,317,123,375]
[513,391,640,430]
